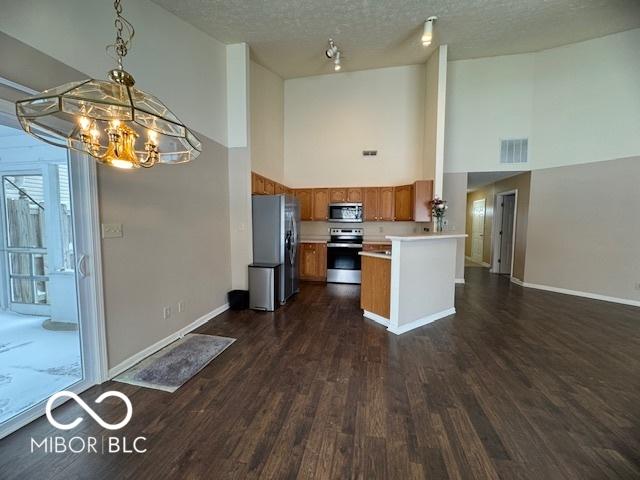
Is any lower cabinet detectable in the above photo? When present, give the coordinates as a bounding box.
[299,243,327,281]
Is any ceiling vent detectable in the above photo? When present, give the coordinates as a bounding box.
[362,150,378,158]
[500,138,528,164]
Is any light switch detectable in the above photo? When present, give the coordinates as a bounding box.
[102,223,123,238]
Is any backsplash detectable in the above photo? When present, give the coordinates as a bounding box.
[300,221,431,239]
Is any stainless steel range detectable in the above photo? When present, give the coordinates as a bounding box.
[326,228,363,284]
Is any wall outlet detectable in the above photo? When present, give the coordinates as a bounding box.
[101,223,123,239]
[635,282,640,291]
[163,307,172,320]
[378,226,383,233]
[178,301,185,313]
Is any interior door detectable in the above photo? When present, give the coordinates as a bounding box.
[499,194,516,274]
[471,199,485,262]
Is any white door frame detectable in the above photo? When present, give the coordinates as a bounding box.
[470,198,486,263]
[491,189,518,276]
[0,99,108,440]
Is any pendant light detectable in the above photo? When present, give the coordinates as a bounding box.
[15,0,201,169]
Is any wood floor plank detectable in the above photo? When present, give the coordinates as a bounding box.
[1,268,639,479]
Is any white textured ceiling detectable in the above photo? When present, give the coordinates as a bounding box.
[151,0,640,78]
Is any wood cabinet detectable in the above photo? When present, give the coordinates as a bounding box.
[394,184,414,221]
[299,243,327,281]
[294,189,313,221]
[379,187,395,221]
[413,180,434,222]
[279,177,429,223]
[264,179,275,195]
[361,255,391,319]
[329,188,347,203]
[347,188,362,202]
[252,172,265,195]
[312,188,329,221]
[363,187,380,221]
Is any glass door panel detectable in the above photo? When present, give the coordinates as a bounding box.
[0,124,83,427]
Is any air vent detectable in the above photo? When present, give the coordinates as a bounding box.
[500,138,528,164]
[362,150,378,158]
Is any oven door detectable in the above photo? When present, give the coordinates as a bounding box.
[327,244,362,284]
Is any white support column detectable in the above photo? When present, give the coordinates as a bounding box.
[226,43,253,289]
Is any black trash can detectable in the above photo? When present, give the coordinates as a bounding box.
[227,290,249,310]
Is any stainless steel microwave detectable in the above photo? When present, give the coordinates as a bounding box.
[328,203,363,222]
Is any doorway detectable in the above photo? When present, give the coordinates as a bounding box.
[0,99,106,439]
[492,191,517,275]
[471,199,485,263]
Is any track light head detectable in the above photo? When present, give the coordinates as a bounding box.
[334,51,341,71]
[326,39,338,58]
[422,16,437,47]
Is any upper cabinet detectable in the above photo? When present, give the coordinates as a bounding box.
[379,187,395,221]
[347,188,362,203]
[312,188,330,221]
[257,172,433,223]
[413,180,434,222]
[329,188,347,203]
[394,184,414,221]
[363,188,380,221]
[295,189,313,220]
[252,172,266,195]
[252,171,290,197]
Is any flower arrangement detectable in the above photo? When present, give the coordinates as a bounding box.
[430,196,448,232]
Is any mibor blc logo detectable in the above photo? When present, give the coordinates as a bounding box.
[31,390,147,454]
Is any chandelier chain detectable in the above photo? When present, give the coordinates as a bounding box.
[106,0,135,69]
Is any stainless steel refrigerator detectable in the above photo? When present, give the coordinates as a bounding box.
[252,195,300,304]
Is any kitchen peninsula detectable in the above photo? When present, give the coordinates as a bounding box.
[360,233,467,334]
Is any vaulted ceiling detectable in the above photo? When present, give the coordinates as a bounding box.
[152,0,640,78]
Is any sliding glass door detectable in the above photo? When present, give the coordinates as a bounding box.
[0,103,105,438]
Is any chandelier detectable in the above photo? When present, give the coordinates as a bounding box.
[15,0,201,169]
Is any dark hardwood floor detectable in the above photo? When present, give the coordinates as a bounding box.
[1,268,639,479]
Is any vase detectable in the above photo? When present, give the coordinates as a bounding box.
[436,216,445,232]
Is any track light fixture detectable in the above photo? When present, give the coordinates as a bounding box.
[422,16,438,47]
[325,39,339,59]
[325,38,343,72]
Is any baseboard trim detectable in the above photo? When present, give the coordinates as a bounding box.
[387,308,456,335]
[363,310,389,327]
[107,303,230,379]
[510,278,640,308]
[455,278,465,284]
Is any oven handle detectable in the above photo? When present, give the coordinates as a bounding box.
[327,243,363,248]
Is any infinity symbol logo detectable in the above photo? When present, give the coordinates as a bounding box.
[45,391,133,431]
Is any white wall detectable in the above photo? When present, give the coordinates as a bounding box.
[445,29,640,173]
[284,65,426,187]
[524,156,640,305]
[0,0,228,146]
[531,29,640,169]
[0,5,236,368]
[99,136,231,367]
[442,172,467,281]
[250,61,284,182]
[445,53,535,173]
